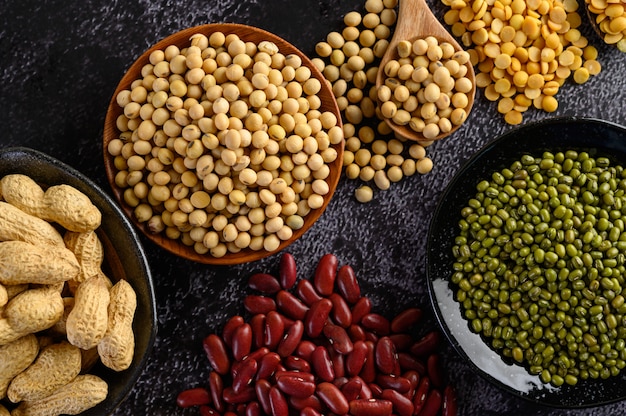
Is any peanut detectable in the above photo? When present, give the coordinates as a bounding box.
[63,231,104,285]
[66,275,110,350]
[0,175,101,233]
[0,284,7,308]
[5,284,28,301]
[11,374,108,416]
[0,202,64,247]
[0,403,9,416]
[0,241,80,286]
[98,279,137,371]
[7,341,82,403]
[48,297,74,338]
[80,347,100,374]
[0,334,39,399]
[1,288,64,345]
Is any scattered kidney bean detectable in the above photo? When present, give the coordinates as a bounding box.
[178,252,457,415]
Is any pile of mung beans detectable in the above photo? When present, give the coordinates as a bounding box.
[442,0,603,125]
[585,0,626,52]
[178,252,457,415]
[107,32,343,257]
[451,150,626,387]
[312,0,436,203]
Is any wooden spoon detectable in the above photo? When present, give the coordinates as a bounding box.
[376,0,476,142]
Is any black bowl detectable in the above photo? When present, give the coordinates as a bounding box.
[0,147,157,415]
[427,117,626,408]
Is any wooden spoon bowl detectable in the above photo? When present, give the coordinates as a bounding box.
[583,0,626,53]
[376,0,476,142]
[103,23,344,265]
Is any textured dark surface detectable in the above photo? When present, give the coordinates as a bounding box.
[1,0,625,415]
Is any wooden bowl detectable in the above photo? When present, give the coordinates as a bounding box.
[103,23,344,265]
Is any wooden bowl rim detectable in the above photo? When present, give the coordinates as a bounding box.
[103,23,344,265]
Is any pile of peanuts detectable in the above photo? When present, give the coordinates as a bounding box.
[177,253,456,416]
[585,0,626,51]
[108,31,343,257]
[0,174,137,416]
[442,0,603,124]
[378,37,474,140]
[312,0,436,203]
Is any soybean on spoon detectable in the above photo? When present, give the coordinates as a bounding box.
[375,0,476,142]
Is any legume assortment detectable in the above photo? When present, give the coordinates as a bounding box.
[313,0,436,203]
[442,0,603,125]
[107,31,343,258]
[178,252,457,415]
[451,150,626,387]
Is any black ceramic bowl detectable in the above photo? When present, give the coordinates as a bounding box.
[427,117,626,408]
[0,147,157,415]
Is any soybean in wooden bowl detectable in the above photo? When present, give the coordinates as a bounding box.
[427,117,626,408]
[103,23,344,265]
[0,146,157,416]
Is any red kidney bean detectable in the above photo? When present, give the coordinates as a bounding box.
[359,340,377,383]
[311,345,335,382]
[420,388,443,416]
[304,298,332,338]
[341,377,363,401]
[208,371,225,412]
[348,324,366,342]
[222,315,245,349]
[254,379,272,415]
[362,313,391,335]
[412,375,430,414]
[427,353,445,388]
[248,273,281,294]
[375,337,398,375]
[203,334,231,375]
[337,264,361,304]
[264,310,285,350]
[323,323,354,354]
[199,405,219,416]
[410,331,441,357]
[348,398,393,416]
[299,407,323,416]
[276,374,316,398]
[389,333,413,352]
[283,355,311,372]
[244,295,276,315]
[327,346,346,379]
[276,290,309,320]
[402,370,420,398]
[279,252,297,290]
[397,352,426,375]
[295,279,323,306]
[244,401,262,416]
[222,385,256,404]
[390,307,422,334]
[274,370,315,383]
[249,313,266,350]
[289,395,323,412]
[232,323,253,362]
[329,293,352,328]
[277,319,304,357]
[295,340,316,362]
[351,296,372,325]
[381,389,414,416]
[376,374,411,393]
[232,357,258,394]
[268,386,289,416]
[316,381,349,415]
[442,385,458,416]
[313,253,338,296]
[368,382,383,398]
[256,352,281,381]
[346,340,368,377]
[176,387,211,408]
